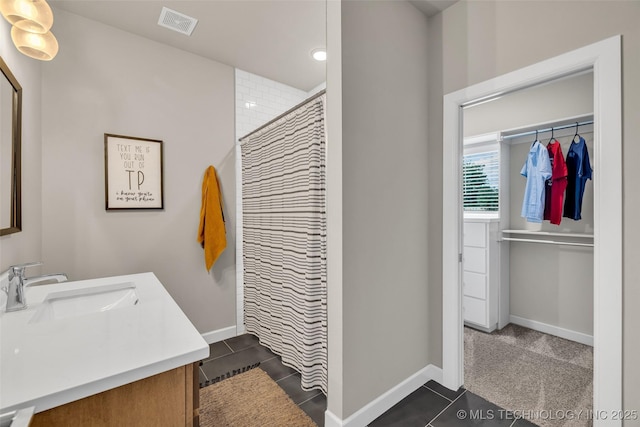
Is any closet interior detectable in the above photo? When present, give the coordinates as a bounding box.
[461,71,595,345]
[459,71,596,422]
[452,71,607,427]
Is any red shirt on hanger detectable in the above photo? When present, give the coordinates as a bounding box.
[544,140,568,225]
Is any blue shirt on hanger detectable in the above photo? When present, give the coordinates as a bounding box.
[521,140,552,223]
[563,136,592,220]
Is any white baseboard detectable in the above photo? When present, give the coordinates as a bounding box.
[201,326,237,344]
[324,364,443,427]
[324,410,342,427]
[509,315,593,346]
[236,324,246,335]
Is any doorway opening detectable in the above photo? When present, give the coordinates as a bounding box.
[442,36,622,424]
[460,71,595,418]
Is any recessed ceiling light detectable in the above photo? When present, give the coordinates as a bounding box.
[311,48,327,62]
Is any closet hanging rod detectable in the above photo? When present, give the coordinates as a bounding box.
[501,120,593,141]
[502,229,594,239]
[239,89,326,143]
[500,237,594,247]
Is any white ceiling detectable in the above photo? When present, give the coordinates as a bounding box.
[49,0,457,92]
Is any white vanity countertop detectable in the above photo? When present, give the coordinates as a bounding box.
[0,272,209,414]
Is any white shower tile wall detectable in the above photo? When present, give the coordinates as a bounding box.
[235,69,309,140]
[234,69,311,334]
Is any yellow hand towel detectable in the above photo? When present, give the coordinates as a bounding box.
[197,165,227,271]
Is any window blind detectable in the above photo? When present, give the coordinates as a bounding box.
[463,150,499,214]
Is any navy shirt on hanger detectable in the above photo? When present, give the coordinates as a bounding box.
[563,136,592,220]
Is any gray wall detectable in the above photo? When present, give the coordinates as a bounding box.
[325,0,344,418]
[426,10,444,367]
[431,0,640,416]
[340,0,431,418]
[0,19,43,274]
[41,9,237,334]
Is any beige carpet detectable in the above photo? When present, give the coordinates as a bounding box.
[199,367,317,427]
[465,324,593,427]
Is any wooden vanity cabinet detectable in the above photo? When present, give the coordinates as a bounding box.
[30,363,199,427]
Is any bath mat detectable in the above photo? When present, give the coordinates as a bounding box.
[199,367,317,427]
[199,361,261,387]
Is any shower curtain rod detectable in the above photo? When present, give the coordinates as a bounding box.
[239,89,326,143]
[501,119,593,141]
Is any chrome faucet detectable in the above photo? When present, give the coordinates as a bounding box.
[2,262,68,312]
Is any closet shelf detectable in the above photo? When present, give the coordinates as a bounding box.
[502,230,593,239]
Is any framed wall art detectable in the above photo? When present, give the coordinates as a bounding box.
[104,133,164,210]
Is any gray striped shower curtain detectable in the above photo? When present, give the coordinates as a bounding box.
[240,94,327,394]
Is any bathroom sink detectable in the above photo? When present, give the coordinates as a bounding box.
[30,282,138,323]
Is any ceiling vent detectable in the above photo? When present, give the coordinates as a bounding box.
[158,7,198,36]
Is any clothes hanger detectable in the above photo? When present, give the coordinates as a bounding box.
[547,127,556,145]
[573,122,581,143]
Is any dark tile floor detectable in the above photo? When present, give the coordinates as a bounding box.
[369,381,537,427]
[199,334,535,427]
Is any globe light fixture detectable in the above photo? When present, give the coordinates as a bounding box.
[10,25,58,61]
[0,0,53,33]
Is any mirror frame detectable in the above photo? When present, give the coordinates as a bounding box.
[0,57,22,236]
